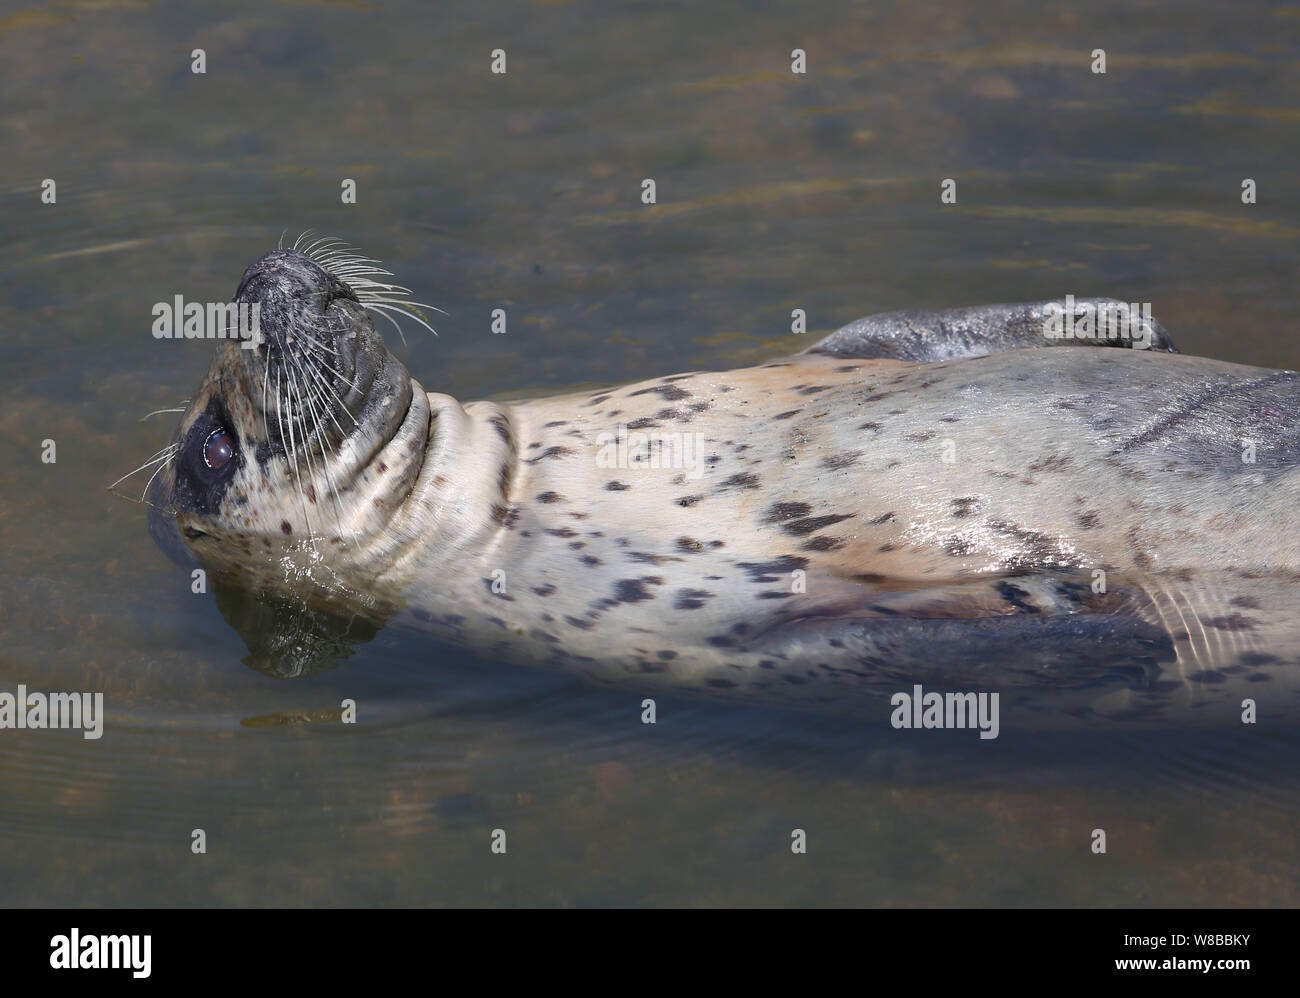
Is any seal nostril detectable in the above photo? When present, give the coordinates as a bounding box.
[324,279,360,308]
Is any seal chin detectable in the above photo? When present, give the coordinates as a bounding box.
[148,247,431,583]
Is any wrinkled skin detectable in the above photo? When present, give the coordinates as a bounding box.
[147,249,1300,728]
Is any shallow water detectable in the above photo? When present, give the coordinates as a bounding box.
[1,0,1298,906]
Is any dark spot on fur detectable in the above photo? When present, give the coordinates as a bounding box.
[676,537,704,553]
[951,497,980,519]
[525,446,573,463]
[765,501,813,523]
[532,584,557,597]
[628,551,683,565]
[488,413,511,443]
[536,491,565,504]
[987,519,1082,571]
[614,577,663,603]
[721,473,760,489]
[581,555,603,567]
[674,588,715,609]
[782,513,855,536]
[629,384,691,401]
[774,410,800,420]
[1028,453,1073,473]
[565,615,593,630]
[799,385,831,395]
[1077,510,1101,529]
[944,536,975,557]
[626,416,661,430]
[996,581,1040,614]
[1230,596,1262,610]
[904,431,936,442]
[737,555,808,582]
[280,520,292,535]
[677,494,704,507]
[858,422,882,431]
[821,452,861,470]
[543,420,568,428]
[802,536,844,551]
[491,504,521,528]
[605,480,630,491]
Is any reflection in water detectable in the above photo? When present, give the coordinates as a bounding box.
[0,0,1297,906]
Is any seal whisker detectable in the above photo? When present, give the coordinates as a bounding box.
[298,363,358,549]
[274,366,316,537]
[108,443,179,493]
[139,402,190,422]
[365,304,413,347]
[297,351,358,434]
[137,446,181,504]
[362,301,440,339]
[293,234,444,340]
[285,347,351,544]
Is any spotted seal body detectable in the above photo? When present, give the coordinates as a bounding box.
[146,245,1300,728]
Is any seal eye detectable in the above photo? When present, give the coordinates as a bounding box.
[203,427,235,471]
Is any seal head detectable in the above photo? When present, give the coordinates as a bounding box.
[147,246,432,630]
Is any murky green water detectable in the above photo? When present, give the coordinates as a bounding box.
[1,0,1298,906]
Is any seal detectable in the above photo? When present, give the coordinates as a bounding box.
[140,238,1300,727]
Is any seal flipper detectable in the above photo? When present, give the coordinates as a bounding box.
[736,608,1177,726]
[756,611,1174,693]
[804,298,1177,362]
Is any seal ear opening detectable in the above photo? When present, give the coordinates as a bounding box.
[211,581,383,679]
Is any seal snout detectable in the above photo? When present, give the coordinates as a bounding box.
[235,249,361,355]
[228,248,383,448]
